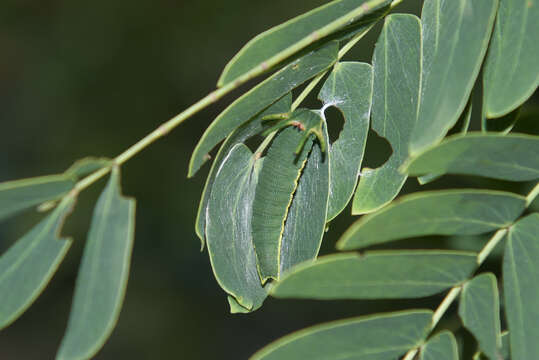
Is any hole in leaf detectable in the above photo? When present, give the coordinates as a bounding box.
[362,128,392,169]
[324,106,345,144]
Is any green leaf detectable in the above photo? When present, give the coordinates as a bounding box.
[352,14,421,214]
[500,331,510,359]
[483,0,539,118]
[227,296,255,314]
[411,0,498,155]
[271,251,476,300]
[57,168,136,360]
[195,95,292,248]
[473,331,511,360]
[404,133,539,181]
[217,0,392,87]
[279,126,329,276]
[0,196,74,329]
[64,157,111,179]
[476,331,510,359]
[503,213,539,360]
[318,61,373,221]
[189,42,338,177]
[0,175,75,222]
[250,310,433,360]
[420,331,459,360]
[338,190,526,250]
[205,144,267,313]
[252,110,319,282]
[458,273,502,360]
[417,97,473,185]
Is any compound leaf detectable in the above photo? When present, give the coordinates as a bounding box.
[338,190,525,250]
[250,310,433,360]
[57,168,136,360]
[271,251,476,300]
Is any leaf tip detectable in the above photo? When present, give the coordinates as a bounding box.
[334,240,347,251]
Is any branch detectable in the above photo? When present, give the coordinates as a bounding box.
[402,180,539,360]
[70,0,403,195]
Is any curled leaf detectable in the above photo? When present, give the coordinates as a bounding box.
[206,145,267,312]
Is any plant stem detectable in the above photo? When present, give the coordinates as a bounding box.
[402,286,463,360]
[477,228,508,265]
[401,181,539,360]
[69,0,400,194]
[291,21,377,111]
[402,347,418,360]
[291,72,326,111]
[254,132,278,156]
[431,286,462,329]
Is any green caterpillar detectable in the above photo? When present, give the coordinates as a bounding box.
[251,109,326,283]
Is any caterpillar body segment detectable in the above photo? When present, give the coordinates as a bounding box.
[252,109,326,283]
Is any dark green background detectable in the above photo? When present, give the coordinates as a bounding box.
[0,0,537,359]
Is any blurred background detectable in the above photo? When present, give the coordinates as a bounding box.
[0,0,537,359]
